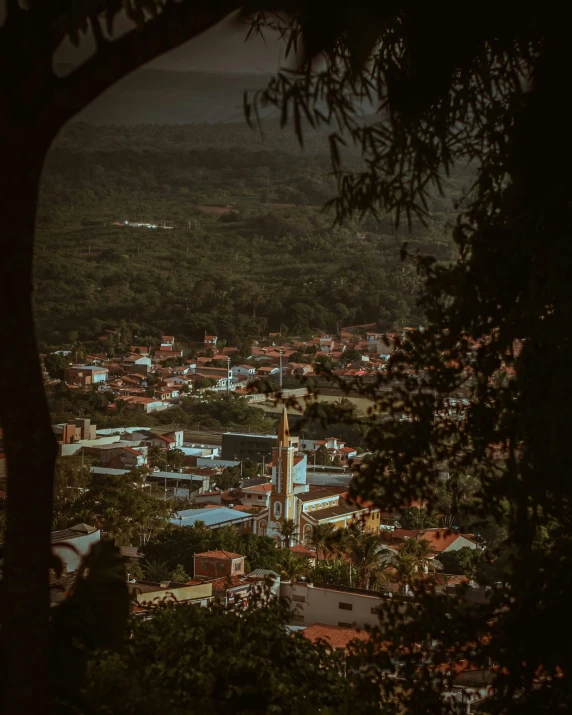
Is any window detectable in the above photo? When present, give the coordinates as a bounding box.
[371,606,382,615]
[339,602,353,611]
[292,595,305,603]
[338,622,353,628]
[292,614,305,623]
[234,562,241,572]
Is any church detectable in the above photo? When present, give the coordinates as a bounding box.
[252,409,384,544]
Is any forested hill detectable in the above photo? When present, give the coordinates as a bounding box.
[34,122,461,348]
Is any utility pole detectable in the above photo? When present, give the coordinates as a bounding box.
[279,348,284,390]
[227,356,231,396]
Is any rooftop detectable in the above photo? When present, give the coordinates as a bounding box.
[302,623,370,651]
[171,507,252,528]
[297,487,346,503]
[195,550,243,560]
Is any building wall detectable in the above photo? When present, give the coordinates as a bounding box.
[194,555,245,579]
[444,535,480,552]
[221,433,276,462]
[280,582,397,629]
[133,581,213,606]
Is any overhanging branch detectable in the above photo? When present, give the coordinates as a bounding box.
[45,0,240,131]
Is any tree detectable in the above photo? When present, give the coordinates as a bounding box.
[83,598,350,714]
[43,352,70,379]
[72,473,174,546]
[304,523,335,562]
[170,564,191,583]
[1,5,252,705]
[142,559,171,583]
[276,550,310,583]
[4,4,572,713]
[340,526,392,590]
[313,445,331,466]
[243,9,572,711]
[277,519,299,548]
[164,448,185,472]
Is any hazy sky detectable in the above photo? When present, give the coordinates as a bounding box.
[56,13,287,75]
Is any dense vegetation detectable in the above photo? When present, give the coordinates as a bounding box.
[34,123,460,347]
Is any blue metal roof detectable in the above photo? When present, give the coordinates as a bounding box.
[171,507,252,528]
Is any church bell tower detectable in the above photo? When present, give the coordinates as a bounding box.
[268,408,296,528]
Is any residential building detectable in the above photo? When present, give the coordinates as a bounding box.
[129,580,213,610]
[391,528,480,554]
[64,365,108,386]
[280,581,401,628]
[240,482,272,508]
[193,550,246,580]
[232,365,257,380]
[204,334,217,347]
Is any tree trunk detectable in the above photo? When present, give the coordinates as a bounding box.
[0,135,58,714]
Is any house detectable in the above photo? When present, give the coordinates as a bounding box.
[193,550,246,580]
[256,366,279,378]
[240,482,272,508]
[193,489,223,506]
[204,334,217,347]
[64,365,108,386]
[145,433,177,450]
[153,386,180,401]
[116,397,171,413]
[130,346,150,356]
[51,523,101,573]
[161,335,175,348]
[104,446,147,470]
[232,365,257,380]
[129,580,213,611]
[281,581,402,628]
[122,354,152,374]
[391,528,480,554]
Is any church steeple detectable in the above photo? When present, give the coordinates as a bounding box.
[277,407,290,449]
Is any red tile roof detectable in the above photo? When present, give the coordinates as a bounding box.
[302,623,370,651]
[194,550,243,560]
[242,483,272,493]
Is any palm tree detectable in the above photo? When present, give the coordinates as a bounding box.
[142,559,171,583]
[400,537,437,574]
[305,523,336,561]
[390,548,419,595]
[342,525,393,590]
[278,519,299,548]
[277,551,310,583]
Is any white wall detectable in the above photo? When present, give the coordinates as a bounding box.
[280,582,399,629]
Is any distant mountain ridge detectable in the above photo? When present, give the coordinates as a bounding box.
[60,67,276,125]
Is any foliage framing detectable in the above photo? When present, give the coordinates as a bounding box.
[245,7,572,714]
